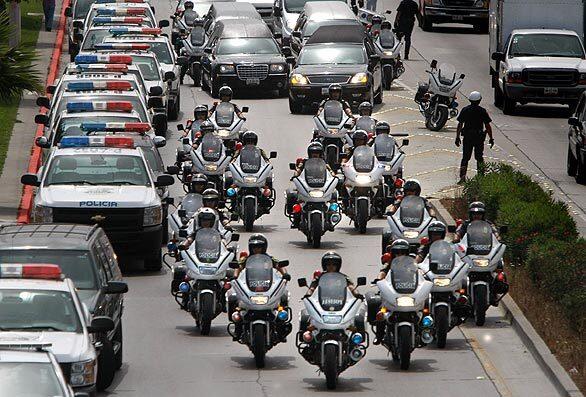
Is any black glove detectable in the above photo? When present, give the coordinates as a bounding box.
[489,138,495,148]
[302,294,311,299]
[355,293,365,300]
[282,273,291,281]
[178,244,187,251]
[455,137,461,147]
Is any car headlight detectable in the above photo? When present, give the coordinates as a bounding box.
[404,230,419,239]
[433,278,451,287]
[250,295,269,305]
[205,164,218,171]
[143,205,162,226]
[244,176,257,183]
[219,64,235,74]
[350,72,368,84]
[473,258,490,267]
[309,190,324,198]
[356,175,371,184]
[70,359,96,387]
[270,64,286,73]
[396,296,415,307]
[290,73,308,85]
[33,205,53,223]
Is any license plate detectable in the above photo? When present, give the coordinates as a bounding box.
[452,15,464,21]
[321,87,329,95]
[544,87,558,95]
[246,78,260,85]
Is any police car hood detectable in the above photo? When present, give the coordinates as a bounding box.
[0,332,91,362]
[42,185,159,208]
[508,56,586,71]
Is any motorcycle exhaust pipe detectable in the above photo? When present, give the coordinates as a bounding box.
[349,347,364,362]
[421,328,434,344]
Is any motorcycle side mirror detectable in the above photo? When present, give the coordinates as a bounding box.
[178,209,187,218]
[164,71,176,81]
[242,106,249,113]
[229,260,239,269]
[447,225,457,233]
[401,138,409,147]
[430,59,438,69]
[269,151,277,159]
[177,124,185,131]
[356,277,367,286]
[153,136,166,148]
[149,86,163,96]
[297,277,307,288]
[278,260,289,268]
[499,225,508,234]
[35,114,49,126]
[230,213,239,221]
[158,19,170,28]
[35,136,51,148]
[230,233,240,242]
[167,165,179,175]
[46,85,56,95]
[459,73,466,79]
[36,96,51,109]
[179,229,188,238]
[182,138,190,144]
[289,162,296,170]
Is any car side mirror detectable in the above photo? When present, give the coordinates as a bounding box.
[46,85,56,95]
[278,260,289,268]
[155,174,175,187]
[177,56,188,66]
[153,136,166,148]
[273,6,281,17]
[447,225,457,233]
[65,6,72,17]
[35,136,51,148]
[242,106,249,113]
[149,86,163,96]
[292,31,301,39]
[36,96,51,109]
[286,56,295,64]
[401,138,409,147]
[569,116,581,128]
[356,277,367,286]
[178,209,187,218]
[166,165,179,175]
[21,174,40,187]
[297,277,307,288]
[430,59,438,68]
[104,281,128,294]
[491,51,505,62]
[289,162,296,170]
[74,33,84,42]
[177,124,185,131]
[459,73,466,79]
[73,20,84,29]
[281,46,291,56]
[164,71,176,81]
[230,233,240,242]
[148,97,164,108]
[87,316,115,333]
[229,260,239,269]
[499,225,508,234]
[269,151,277,159]
[179,229,188,238]
[204,47,212,54]
[158,19,170,28]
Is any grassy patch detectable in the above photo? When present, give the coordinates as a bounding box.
[0,1,44,173]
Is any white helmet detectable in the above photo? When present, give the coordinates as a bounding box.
[469,91,482,102]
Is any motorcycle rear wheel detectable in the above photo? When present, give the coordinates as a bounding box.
[435,305,449,348]
[252,323,266,368]
[200,293,213,335]
[324,343,338,390]
[310,212,322,248]
[243,197,256,232]
[398,325,411,370]
[474,285,488,326]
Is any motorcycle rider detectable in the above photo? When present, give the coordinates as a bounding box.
[371,120,391,145]
[209,86,245,119]
[231,131,271,162]
[341,129,369,163]
[317,84,355,119]
[358,101,374,118]
[201,188,231,228]
[188,173,208,195]
[385,178,435,216]
[304,251,363,299]
[452,201,499,243]
[178,207,217,249]
[182,104,209,138]
[190,119,215,149]
[415,220,447,263]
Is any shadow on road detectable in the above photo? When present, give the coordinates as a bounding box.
[424,337,473,352]
[302,376,374,392]
[97,364,129,396]
[422,25,483,36]
[288,240,345,250]
[369,357,438,373]
[175,324,230,338]
[230,355,297,370]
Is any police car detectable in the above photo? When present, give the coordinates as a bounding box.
[0,346,81,396]
[0,263,115,392]
[21,136,174,270]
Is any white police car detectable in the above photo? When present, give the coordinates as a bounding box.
[0,263,115,393]
[21,136,174,270]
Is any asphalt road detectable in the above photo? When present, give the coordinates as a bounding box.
[98,0,568,395]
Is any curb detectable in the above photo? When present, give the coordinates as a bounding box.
[430,198,584,397]
[16,0,71,224]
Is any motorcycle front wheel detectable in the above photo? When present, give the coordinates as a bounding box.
[324,343,338,390]
[356,200,369,234]
[310,212,322,248]
[398,325,412,370]
[474,285,488,326]
[200,293,214,335]
[425,106,449,131]
[252,323,266,368]
[243,197,256,232]
[435,305,449,348]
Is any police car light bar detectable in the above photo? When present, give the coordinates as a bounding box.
[95,43,150,51]
[0,264,62,280]
[96,8,146,15]
[80,122,150,133]
[60,136,135,148]
[93,16,146,24]
[0,342,53,351]
[109,27,161,35]
[67,81,133,91]
[96,0,146,3]
[69,63,129,73]
[75,54,133,64]
[66,101,134,113]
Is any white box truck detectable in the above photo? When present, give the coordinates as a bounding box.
[489,0,586,114]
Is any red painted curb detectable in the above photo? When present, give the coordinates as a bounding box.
[16,0,71,224]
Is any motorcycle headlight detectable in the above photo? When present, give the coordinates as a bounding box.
[433,278,451,287]
[205,164,218,171]
[327,128,339,134]
[270,64,286,73]
[404,230,419,239]
[244,176,258,183]
[250,295,269,305]
[356,175,371,184]
[217,129,230,137]
[350,72,368,84]
[219,64,235,74]
[309,190,324,198]
[396,296,415,307]
[33,205,53,223]
[290,73,308,85]
[384,51,394,56]
[384,165,392,172]
[473,258,490,267]
[143,205,162,226]
[322,314,342,324]
[70,359,96,387]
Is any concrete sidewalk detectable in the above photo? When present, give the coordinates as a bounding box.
[0,5,63,223]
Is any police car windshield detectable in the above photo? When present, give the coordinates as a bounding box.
[0,362,65,396]
[298,45,365,65]
[131,55,162,80]
[0,289,82,332]
[57,115,142,140]
[56,95,148,121]
[216,38,279,55]
[141,146,165,172]
[45,154,151,187]
[74,0,95,18]
[82,29,111,50]
[0,251,97,290]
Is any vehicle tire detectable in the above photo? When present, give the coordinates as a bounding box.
[435,305,449,349]
[398,325,411,370]
[201,71,210,92]
[356,199,369,234]
[368,86,375,105]
[278,87,288,98]
[374,83,383,104]
[168,97,179,121]
[575,156,586,184]
[421,12,433,31]
[243,197,256,232]
[200,293,213,335]
[474,284,488,326]
[192,66,201,87]
[310,212,322,248]
[96,339,116,391]
[324,343,338,390]
[567,144,578,176]
[383,66,393,90]
[252,323,266,368]
[161,214,169,244]
[503,93,516,115]
[473,21,489,34]
[210,79,220,98]
[325,146,338,170]
[425,107,448,131]
[144,247,163,271]
[289,96,302,114]
[494,83,504,108]
[114,322,123,370]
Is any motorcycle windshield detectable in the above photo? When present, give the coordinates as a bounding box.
[438,63,456,86]
[379,30,396,49]
[352,145,375,172]
[374,134,396,161]
[245,254,274,293]
[239,145,262,174]
[183,10,199,26]
[318,272,347,312]
[355,116,376,134]
[429,240,455,275]
[323,101,343,126]
[466,220,493,255]
[201,133,223,162]
[190,26,205,46]
[214,102,235,127]
[195,228,222,264]
[182,194,203,217]
[304,158,327,188]
[399,195,425,228]
[390,256,419,294]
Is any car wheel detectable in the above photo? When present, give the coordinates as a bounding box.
[201,71,210,92]
[568,144,578,176]
[144,247,162,271]
[576,155,586,184]
[114,321,123,370]
[502,89,516,115]
[421,10,433,31]
[289,96,302,114]
[374,83,383,104]
[96,339,115,391]
[494,82,504,108]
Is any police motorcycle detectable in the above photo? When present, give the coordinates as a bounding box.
[209,102,249,147]
[297,273,368,390]
[353,115,377,137]
[418,240,472,347]
[382,195,434,253]
[367,256,433,370]
[372,131,409,216]
[226,144,277,232]
[190,132,232,194]
[313,101,353,170]
[176,19,207,86]
[341,145,384,234]
[288,158,341,248]
[168,174,207,235]
[456,221,508,326]
[227,254,292,368]
[170,228,239,335]
[171,2,199,49]
[374,22,404,90]
[415,60,465,131]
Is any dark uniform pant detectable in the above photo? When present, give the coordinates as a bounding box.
[396,24,414,58]
[460,133,485,178]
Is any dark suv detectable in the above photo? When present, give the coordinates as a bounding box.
[567,92,586,183]
[0,223,128,391]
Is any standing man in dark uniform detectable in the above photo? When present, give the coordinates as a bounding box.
[394,0,421,60]
[455,91,494,184]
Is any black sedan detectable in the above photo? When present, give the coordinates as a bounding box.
[567,92,586,183]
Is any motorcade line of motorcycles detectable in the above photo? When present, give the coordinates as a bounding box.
[372,132,409,216]
[382,195,435,253]
[415,60,465,131]
[189,132,233,195]
[209,102,249,148]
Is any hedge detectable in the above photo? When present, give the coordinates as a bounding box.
[463,163,585,335]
